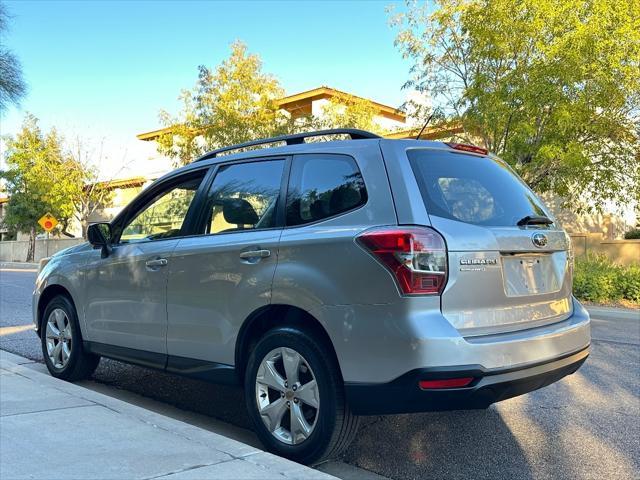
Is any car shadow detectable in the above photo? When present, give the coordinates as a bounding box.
[80,337,638,480]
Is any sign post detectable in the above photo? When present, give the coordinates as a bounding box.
[38,213,59,258]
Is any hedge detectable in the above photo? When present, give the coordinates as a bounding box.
[573,254,640,304]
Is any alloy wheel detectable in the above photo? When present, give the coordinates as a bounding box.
[45,308,72,369]
[255,347,320,445]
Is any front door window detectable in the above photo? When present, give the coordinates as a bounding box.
[120,173,205,243]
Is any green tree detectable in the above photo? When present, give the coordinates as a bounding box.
[157,42,393,165]
[1,116,73,261]
[0,4,27,111]
[158,41,291,165]
[318,93,382,133]
[392,0,640,211]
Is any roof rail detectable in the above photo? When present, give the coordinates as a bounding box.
[194,128,381,162]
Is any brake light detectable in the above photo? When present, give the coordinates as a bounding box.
[356,227,447,295]
[445,142,488,155]
[419,377,474,389]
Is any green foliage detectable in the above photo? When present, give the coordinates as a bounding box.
[318,93,381,133]
[1,115,112,250]
[617,264,640,303]
[623,228,640,240]
[0,115,72,233]
[573,254,640,303]
[157,42,384,165]
[391,0,640,212]
[157,41,290,166]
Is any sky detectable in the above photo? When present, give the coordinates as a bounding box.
[0,0,413,179]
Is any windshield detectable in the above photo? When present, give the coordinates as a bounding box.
[408,149,549,227]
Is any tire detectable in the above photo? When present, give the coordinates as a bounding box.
[41,294,100,381]
[244,326,359,465]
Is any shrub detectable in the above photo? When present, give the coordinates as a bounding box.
[617,265,640,303]
[573,254,640,304]
[624,228,640,239]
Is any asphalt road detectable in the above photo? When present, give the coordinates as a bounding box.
[1,268,638,480]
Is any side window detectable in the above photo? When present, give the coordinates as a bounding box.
[203,159,285,234]
[119,172,205,243]
[285,154,367,226]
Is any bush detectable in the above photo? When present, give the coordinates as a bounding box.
[573,254,640,304]
[624,228,640,239]
[617,265,640,303]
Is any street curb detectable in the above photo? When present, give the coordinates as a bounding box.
[586,306,639,321]
[0,350,336,480]
[0,261,39,270]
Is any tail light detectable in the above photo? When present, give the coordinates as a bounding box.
[356,227,447,295]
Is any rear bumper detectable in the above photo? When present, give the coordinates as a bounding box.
[345,345,589,415]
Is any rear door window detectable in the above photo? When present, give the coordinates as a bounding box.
[202,159,285,234]
[286,154,367,226]
[408,149,548,226]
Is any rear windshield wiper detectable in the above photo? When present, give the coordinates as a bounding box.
[517,215,554,227]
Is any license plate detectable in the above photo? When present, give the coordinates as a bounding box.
[502,255,560,296]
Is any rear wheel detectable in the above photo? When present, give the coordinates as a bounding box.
[41,295,100,381]
[244,327,359,464]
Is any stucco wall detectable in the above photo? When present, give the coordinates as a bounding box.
[570,233,639,266]
[0,238,85,263]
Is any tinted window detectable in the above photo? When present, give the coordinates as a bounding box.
[286,154,367,226]
[120,173,205,243]
[408,149,548,226]
[203,159,284,234]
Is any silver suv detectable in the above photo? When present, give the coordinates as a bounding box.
[34,129,590,464]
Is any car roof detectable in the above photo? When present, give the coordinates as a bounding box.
[160,138,447,182]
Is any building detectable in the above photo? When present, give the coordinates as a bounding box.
[0,196,15,242]
[136,85,462,143]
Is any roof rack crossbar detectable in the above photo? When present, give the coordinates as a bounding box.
[194,128,381,162]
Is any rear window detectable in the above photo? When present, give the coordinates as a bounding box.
[408,149,548,227]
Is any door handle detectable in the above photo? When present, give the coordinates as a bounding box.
[145,258,168,268]
[239,249,271,259]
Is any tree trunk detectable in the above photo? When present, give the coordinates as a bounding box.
[81,219,88,239]
[26,227,36,263]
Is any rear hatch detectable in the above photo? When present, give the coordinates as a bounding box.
[408,146,572,336]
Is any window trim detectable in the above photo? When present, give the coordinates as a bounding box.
[111,167,213,246]
[283,153,369,229]
[189,155,291,238]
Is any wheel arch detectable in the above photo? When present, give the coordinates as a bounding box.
[37,284,77,337]
[235,304,343,382]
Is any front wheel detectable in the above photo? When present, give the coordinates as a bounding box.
[244,327,359,464]
[41,295,100,381]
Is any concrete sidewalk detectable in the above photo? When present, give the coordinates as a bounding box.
[0,350,335,480]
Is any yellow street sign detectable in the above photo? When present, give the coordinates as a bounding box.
[38,213,58,232]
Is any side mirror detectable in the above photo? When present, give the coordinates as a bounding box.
[87,223,113,258]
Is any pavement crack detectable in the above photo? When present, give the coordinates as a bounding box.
[1,403,98,418]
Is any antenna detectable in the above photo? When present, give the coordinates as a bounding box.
[416,113,435,140]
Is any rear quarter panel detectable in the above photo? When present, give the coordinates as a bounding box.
[271,142,399,310]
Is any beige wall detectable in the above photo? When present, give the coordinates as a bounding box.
[570,233,639,266]
[0,238,85,263]
[544,195,637,240]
